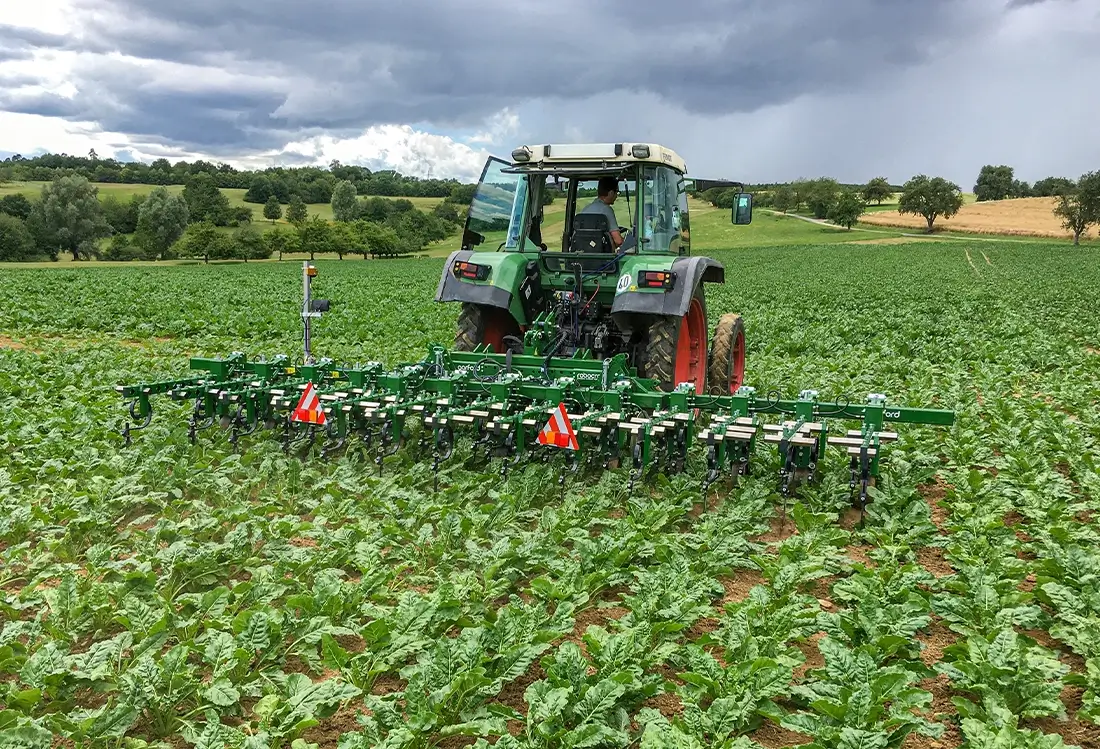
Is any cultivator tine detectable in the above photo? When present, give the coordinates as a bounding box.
[118,347,953,516]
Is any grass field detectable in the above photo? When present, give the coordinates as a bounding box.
[2,209,1099,748]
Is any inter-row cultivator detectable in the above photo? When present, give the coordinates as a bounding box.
[118,142,954,514]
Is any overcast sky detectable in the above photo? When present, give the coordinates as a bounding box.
[0,0,1097,186]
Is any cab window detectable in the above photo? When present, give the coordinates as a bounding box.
[642,166,680,253]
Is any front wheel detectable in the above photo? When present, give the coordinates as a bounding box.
[639,288,709,392]
[707,313,746,394]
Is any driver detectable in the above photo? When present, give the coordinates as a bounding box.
[579,176,627,250]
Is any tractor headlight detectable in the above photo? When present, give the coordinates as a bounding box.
[631,144,650,159]
[454,260,491,281]
[511,146,532,162]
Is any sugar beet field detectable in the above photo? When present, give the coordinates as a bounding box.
[2,240,1100,749]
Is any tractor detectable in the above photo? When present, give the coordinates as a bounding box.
[435,142,752,394]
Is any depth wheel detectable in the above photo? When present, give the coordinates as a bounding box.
[707,313,746,395]
[639,287,708,392]
[453,303,521,353]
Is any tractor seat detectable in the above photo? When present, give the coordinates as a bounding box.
[569,213,613,253]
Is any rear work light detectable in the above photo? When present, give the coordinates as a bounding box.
[453,260,490,281]
[638,270,674,289]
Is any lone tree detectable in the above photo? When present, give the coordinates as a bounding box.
[330,179,360,222]
[771,184,797,214]
[805,177,841,219]
[1052,170,1100,245]
[974,164,1015,202]
[263,195,282,224]
[898,175,965,233]
[31,175,111,260]
[827,190,867,230]
[135,186,190,260]
[286,195,308,227]
[862,176,893,205]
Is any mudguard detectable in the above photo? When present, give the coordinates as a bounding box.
[435,250,530,323]
[610,256,725,317]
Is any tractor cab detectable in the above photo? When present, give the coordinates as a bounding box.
[438,142,753,394]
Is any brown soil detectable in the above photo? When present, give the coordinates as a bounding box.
[919,477,953,532]
[794,632,826,679]
[1019,573,1037,593]
[917,547,954,578]
[335,634,366,653]
[289,536,318,548]
[370,673,407,695]
[569,604,629,644]
[496,662,546,716]
[0,335,28,350]
[1025,685,1100,747]
[300,700,370,747]
[750,719,814,747]
[916,674,963,748]
[687,617,721,639]
[719,568,765,604]
[846,544,876,567]
[839,507,865,530]
[751,514,797,544]
[861,197,1100,240]
[917,620,958,667]
[811,575,836,606]
[641,691,684,719]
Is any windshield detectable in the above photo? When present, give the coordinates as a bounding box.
[465,158,528,250]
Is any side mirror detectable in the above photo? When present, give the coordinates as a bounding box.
[731,192,753,224]
[462,228,484,248]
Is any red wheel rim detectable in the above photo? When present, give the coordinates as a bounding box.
[674,297,707,391]
[483,311,515,352]
[729,327,745,392]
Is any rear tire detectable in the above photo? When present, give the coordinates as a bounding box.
[639,287,709,392]
[454,303,521,353]
[707,313,746,395]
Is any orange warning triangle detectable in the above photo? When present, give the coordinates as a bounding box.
[291,381,327,425]
[536,402,579,450]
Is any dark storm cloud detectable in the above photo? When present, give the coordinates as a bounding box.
[1,0,995,153]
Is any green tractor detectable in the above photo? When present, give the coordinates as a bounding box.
[435,142,754,395]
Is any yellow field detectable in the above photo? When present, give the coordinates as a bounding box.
[860,196,1095,240]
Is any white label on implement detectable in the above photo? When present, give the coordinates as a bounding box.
[616,273,632,294]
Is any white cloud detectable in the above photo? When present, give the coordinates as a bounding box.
[273,125,493,181]
[468,108,519,145]
[0,0,75,34]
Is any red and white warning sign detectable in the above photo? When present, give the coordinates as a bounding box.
[291,382,327,425]
[536,402,579,450]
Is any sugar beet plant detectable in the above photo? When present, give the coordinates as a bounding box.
[3,239,1100,747]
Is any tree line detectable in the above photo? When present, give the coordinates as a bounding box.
[696,176,905,229]
[0,174,464,263]
[0,151,473,203]
[698,169,1100,242]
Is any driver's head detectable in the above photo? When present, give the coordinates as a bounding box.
[597,176,618,204]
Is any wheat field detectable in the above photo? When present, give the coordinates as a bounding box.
[860,196,1098,240]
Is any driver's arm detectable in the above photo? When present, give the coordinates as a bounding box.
[609,228,624,248]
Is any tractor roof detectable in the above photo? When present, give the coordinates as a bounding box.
[508,142,688,174]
